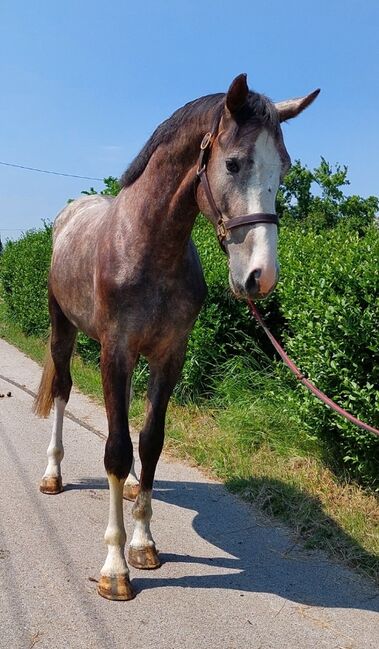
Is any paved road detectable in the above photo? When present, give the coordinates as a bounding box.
[0,338,378,649]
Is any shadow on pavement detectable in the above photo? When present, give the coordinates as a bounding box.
[69,475,379,612]
[64,478,108,491]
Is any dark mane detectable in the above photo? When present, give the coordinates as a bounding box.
[120,90,278,188]
[120,94,223,189]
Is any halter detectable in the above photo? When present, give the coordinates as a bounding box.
[196,120,279,251]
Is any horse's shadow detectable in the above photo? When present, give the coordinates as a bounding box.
[69,476,379,612]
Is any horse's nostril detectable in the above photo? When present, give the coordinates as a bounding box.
[245,269,261,296]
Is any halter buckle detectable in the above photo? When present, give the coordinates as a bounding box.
[217,219,227,241]
[200,132,212,150]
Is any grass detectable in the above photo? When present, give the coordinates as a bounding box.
[0,300,378,583]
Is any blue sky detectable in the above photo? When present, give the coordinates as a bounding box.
[1,0,378,240]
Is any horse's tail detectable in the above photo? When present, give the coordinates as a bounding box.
[33,337,56,418]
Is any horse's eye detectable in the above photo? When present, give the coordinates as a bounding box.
[225,158,240,173]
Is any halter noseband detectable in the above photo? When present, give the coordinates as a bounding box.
[196,122,279,250]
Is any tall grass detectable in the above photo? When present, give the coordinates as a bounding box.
[211,355,322,460]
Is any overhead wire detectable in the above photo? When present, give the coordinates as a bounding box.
[0,160,103,181]
[0,161,105,237]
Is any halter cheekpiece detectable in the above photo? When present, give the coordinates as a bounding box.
[196,120,279,251]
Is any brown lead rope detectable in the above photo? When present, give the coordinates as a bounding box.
[247,300,379,437]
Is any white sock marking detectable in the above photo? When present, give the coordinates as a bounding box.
[101,474,129,577]
[42,397,65,479]
[130,490,155,549]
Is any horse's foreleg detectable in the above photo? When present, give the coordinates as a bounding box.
[98,343,136,601]
[129,343,187,570]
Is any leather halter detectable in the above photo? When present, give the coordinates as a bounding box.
[196,122,279,250]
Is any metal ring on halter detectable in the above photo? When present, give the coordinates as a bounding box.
[200,132,213,150]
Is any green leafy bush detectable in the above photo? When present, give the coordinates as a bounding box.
[276,223,379,484]
[76,332,100,365]
[0,225,52,336]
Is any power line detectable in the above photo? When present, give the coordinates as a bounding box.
[0,160,103,181]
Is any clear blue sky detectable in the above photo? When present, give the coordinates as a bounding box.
[1,0,378,240]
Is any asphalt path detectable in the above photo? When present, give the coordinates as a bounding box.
[0,338,378,649]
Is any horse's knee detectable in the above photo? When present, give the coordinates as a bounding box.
[104,434,133,480]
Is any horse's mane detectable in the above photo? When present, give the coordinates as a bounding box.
[120,90,278,189]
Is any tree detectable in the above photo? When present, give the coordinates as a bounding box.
[277,158,378,231]
[81,176,121,197]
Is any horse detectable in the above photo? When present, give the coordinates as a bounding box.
[34,73,319,600]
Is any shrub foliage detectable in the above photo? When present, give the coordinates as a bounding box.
[276,224,379,482]
[0,224,52,336]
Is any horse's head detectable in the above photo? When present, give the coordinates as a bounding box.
[197,74,319,299]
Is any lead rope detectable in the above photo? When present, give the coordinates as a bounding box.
[247,300,379,437]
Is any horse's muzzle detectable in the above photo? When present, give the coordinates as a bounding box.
[229,269,278,300]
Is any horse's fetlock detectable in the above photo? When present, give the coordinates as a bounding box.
[132,502,152,521]
[104,525,126,547]
[132,489,153,521]
[47,443,64,463]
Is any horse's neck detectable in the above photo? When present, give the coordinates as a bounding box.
[118,119,214,259]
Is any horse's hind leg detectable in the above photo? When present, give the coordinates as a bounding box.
[123,456,140,501]
[123,383,140,500]
[128,342,187,570]
[39,293,77,494]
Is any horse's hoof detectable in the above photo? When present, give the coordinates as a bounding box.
[39,476,63,495]
[123,483,140,501]
[97,575,136,601]
[128,546,161,570]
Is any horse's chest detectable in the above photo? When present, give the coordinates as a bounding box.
[117,279,204,356]
[132,284,201,330]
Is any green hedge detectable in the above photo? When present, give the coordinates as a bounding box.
[275,223,379,482]
[0,225,52,336]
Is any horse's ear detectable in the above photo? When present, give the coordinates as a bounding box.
[226,74,249,114]
[275,89,320,122]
